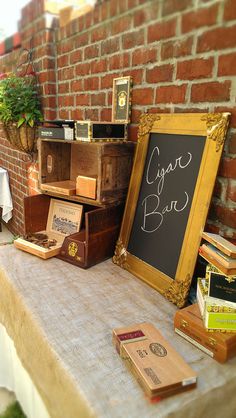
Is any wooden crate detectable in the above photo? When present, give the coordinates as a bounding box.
[15,194,124,268]
[38,139,135,206]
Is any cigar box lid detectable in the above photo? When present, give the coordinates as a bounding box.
[174,304,236,359]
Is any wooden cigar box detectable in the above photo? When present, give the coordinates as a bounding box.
[14,196,83,259]
[174,303,236,363]
[38,139,135,206]
[113,322,197,400]
[75,121,127,142]
[58,204,124,268]
[18,194,124,268]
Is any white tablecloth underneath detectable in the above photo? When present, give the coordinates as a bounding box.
[0,323,50,418]
[0,168,13,222]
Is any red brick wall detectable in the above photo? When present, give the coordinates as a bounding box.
[0,0,236,240]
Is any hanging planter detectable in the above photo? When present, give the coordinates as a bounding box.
[3,123,36,153]
[0,72,42,155]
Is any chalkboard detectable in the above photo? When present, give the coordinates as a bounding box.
[127,133,206,279]
[113,113,230,307]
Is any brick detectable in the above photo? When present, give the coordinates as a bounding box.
[219,157,236,179]
[181,4,218,33]
[109,53,130,70]
[215,205,236,229]
[57,55,69,67]
[229,133,236,154]
[132,88,154,105]
[74,32,89,48]
[213,178,224,199]
[91,25,108,43]
[197,25,236,52]
[109,0,118,17]
[75,94,90,106]
[101,108,112,121]
[43,83,56,95]
[177,58,213,80]
[224,0,236,21]
[161,36,193,60]
[42,57,55,70]
[162,0,193,16]
[111,16,130,35]
[84,44,99,60]
[71,109,84,120]
[42,96,57,108]
[101,38,120,56]
[84,109,99,120]
[101,73,117,89]
[122,29,145,50]
[84,12,92,30]
[91,59,107,74]
[214,106,236,129]
[70,80,83,92]
[70,50,82,65]
[131,109,142,124]
[101,1,109,20]
[118,0,128,13]
[91,93,106,106]
[218,52,236,76]
[58,95,74,107]
[132,48,157,66]
[129,124,138,142]
[84,77,99,91]
[58,67,74,81]
[148,18,176,43]
[133,2,159,26]
[75,62,91,76]
[38,71,56,83]
[146,64,173,83]
[227,180,236,202]
[156,84,187,104]
[191,81,231,103]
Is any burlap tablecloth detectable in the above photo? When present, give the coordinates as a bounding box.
[0,245,235,418]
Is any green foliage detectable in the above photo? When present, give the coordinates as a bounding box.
[0,74,43,128]
[0,401,27,418]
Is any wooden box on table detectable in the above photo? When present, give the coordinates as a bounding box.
[14,194,124,268]
[38,139,135,207]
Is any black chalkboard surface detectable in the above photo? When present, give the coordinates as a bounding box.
[127,133,206,279]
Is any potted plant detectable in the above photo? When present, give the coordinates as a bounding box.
[0,73,43,153]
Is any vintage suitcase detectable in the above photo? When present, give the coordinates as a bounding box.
[113,322,197,400]
[38,139,135,206]
[75,121,127,142]
[16,194,123,268]
[174,303,236,363]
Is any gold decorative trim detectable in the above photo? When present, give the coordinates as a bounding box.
[113,238,128,269]
[137,114,160,143]
[201,113,230,152]
[163,274,191,308]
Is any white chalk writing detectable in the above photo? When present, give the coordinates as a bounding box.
[141,146,192,233]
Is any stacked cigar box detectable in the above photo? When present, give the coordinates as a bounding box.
[113,322,197,400]
[174,232,236,363]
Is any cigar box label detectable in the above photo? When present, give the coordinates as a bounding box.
[117,330,145,342]
[204,312,236,331]
[208,271,236,304]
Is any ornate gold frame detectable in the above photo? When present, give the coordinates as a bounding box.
[113,113,230,307]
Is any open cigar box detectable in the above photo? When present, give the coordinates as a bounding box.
[14,197,83,259]
[14,194,124,267]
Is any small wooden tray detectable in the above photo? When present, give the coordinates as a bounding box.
[40,180,76,196]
